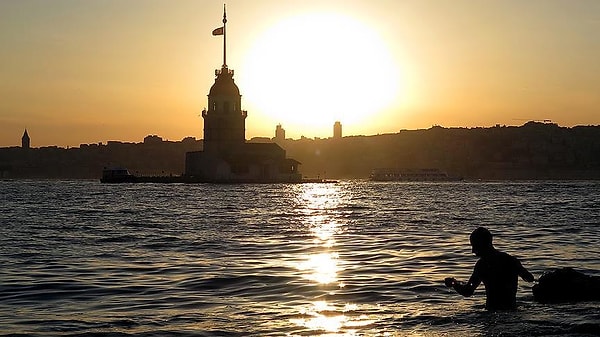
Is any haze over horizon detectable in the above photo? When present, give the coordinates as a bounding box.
[1,0,599,147]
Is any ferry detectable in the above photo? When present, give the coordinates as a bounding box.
[369,168,461,182]
[100,167,137,183]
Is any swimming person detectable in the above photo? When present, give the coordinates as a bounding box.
[445,227,535,310]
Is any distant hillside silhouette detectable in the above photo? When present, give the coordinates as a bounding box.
[282,122,600,180]
[1,122,599,180]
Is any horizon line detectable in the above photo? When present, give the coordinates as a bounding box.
[5,120,600,149]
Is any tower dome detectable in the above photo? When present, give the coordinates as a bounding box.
[209,66,240,96]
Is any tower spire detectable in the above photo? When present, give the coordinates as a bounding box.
[21,128,30,149]
[222,4,227,68]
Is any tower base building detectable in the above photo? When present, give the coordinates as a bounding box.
[185,141,301,183]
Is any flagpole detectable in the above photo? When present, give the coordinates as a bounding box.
[223,4,227,68]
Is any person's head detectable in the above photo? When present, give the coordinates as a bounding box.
[470,227,493,256]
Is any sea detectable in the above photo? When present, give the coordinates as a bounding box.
[0,180,598,337]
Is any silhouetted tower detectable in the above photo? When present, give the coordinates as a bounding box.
[21,129,30,149]
[333,121,342,139]
[202,5,247,154]
[275,124,285,142]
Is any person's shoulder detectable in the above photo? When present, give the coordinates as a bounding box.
[494,250,520,262]
[497,250,513,258]
[496,250,524,266]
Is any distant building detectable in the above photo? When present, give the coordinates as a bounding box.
[21,129,30,149]
[184,9,301,183]
[275,124,285,142]
[333,121,342,139]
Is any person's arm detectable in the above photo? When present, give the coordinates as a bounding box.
[445,264,481,297]
[516,258,534,282]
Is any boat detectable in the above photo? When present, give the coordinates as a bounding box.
[100,167,137,183]
[369,168,461,182]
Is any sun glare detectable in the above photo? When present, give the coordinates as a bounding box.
[241,12,401,136]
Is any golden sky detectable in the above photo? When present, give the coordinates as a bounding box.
[1,0,599,147]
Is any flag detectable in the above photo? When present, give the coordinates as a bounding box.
[212,27,224,36]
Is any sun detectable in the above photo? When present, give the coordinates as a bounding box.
[240,12,401,137]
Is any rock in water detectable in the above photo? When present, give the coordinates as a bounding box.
[533,267,600,303]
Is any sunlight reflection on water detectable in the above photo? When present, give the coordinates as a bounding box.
[290,183,379,335]
[296,252,339,284]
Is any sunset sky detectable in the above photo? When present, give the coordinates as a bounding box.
[1,0,599,147]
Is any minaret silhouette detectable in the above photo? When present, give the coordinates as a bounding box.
[202,5,247,154]
[21,129,30,149]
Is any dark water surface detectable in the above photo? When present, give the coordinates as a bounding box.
[1,180,599,336]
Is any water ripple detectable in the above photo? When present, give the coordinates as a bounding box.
[1,180,599,336]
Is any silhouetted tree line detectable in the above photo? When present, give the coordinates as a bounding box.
[1,122,599,180]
